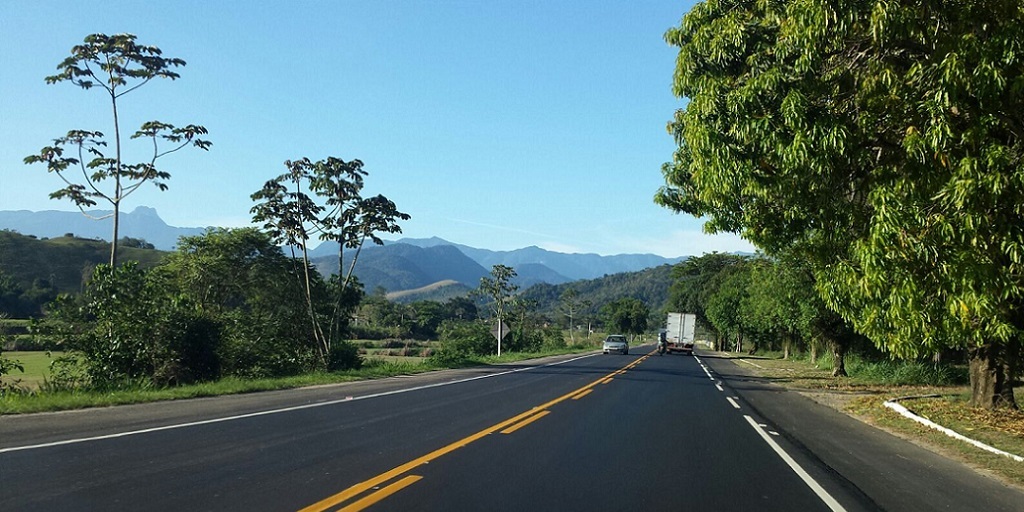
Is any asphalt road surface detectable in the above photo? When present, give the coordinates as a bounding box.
[2,348,1022,511]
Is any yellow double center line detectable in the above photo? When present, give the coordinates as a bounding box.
[300,353,652,512]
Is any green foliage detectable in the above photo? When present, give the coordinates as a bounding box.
[541,325,567,350]
[160,228,323,377]
[477,265,518,318]
[251,157,409,368]
[117,237,155,250]
[601,297,650,336]
[327,341,362,372]
[659,0,1024,403]
[846,356,968,387]
[668,253,747,335]
[431,320,494,364]
[558,287,590,344]
[44,263,215,387]
[704,263,752,342]
[0,330,25,395]
[41,354,91,392]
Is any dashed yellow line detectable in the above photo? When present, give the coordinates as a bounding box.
[299,354,650,512]
[501,410,551,434]
[337,475,423,512]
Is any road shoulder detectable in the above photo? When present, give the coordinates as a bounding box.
[698,351,1024,512]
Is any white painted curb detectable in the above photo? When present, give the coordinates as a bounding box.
[883,395,1023,463]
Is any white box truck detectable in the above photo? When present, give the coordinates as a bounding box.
[664,312,696,354]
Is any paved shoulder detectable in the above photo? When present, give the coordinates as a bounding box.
[699,352,1024,512]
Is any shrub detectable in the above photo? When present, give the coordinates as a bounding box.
[430,320,493,365]
[40,354,90,392]
[542,326,567,350]
[0,350,24,395]
[327,341,362,371]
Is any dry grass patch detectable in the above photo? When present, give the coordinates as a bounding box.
[845,390,1024,488]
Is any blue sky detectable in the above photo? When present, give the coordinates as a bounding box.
[0,1,754,257]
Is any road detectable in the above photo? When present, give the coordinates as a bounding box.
[1,348,1021,511]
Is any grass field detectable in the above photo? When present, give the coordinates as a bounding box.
[1,351,61,389]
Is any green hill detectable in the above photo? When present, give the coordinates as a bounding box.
[519,264,677,317]
[0,230,167,294]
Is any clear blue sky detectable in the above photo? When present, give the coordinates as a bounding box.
[0,1,753,258]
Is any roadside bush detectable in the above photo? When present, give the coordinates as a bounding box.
[151,311,221,386]
[40,354,90,392]
[218,313,312,379]
[43,263,232,389]
[350,324,390,341]
[542,326,567,350]
[507,328,543,353]
[430,320,493,365]
[327,341,362,371]
[0,348,24,395]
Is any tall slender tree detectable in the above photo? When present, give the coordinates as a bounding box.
[477,265,518,356]
[24,33,210,268]
[251,156,408,367]
[558,287,591,344]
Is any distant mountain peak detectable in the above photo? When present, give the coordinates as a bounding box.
[130,205,160,217]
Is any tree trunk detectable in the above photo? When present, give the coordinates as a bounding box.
[968,341,1019,410]
[830,340,847,377]
[810,341,818,365]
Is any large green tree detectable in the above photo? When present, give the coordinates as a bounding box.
[24,33,211,268]
[659,0,1023,407]
[667,252,746,350]
[157,228,320,377]
[745,256,820,360]
[601,297,650,339]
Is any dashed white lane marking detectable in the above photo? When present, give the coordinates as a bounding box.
[726,397,741,409]
[0,353,600,454]
[743,415,847,512]
[715,383,724,392]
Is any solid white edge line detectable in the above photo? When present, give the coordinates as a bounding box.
[743,415,847,512]
[0,353,600,454]
[884,401,1024,462]
[726,397,741,409]
[693,355,716,380]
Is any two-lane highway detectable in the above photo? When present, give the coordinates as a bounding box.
[2,349,874,511]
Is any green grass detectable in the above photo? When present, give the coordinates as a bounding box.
[0,319,31,329]
[1,351,62,389]
[0,344,599,415]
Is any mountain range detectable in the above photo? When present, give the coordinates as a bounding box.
[0,208,686,295]
[0,207,208,250]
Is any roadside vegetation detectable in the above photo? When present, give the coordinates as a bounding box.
[659,1,1023,412]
